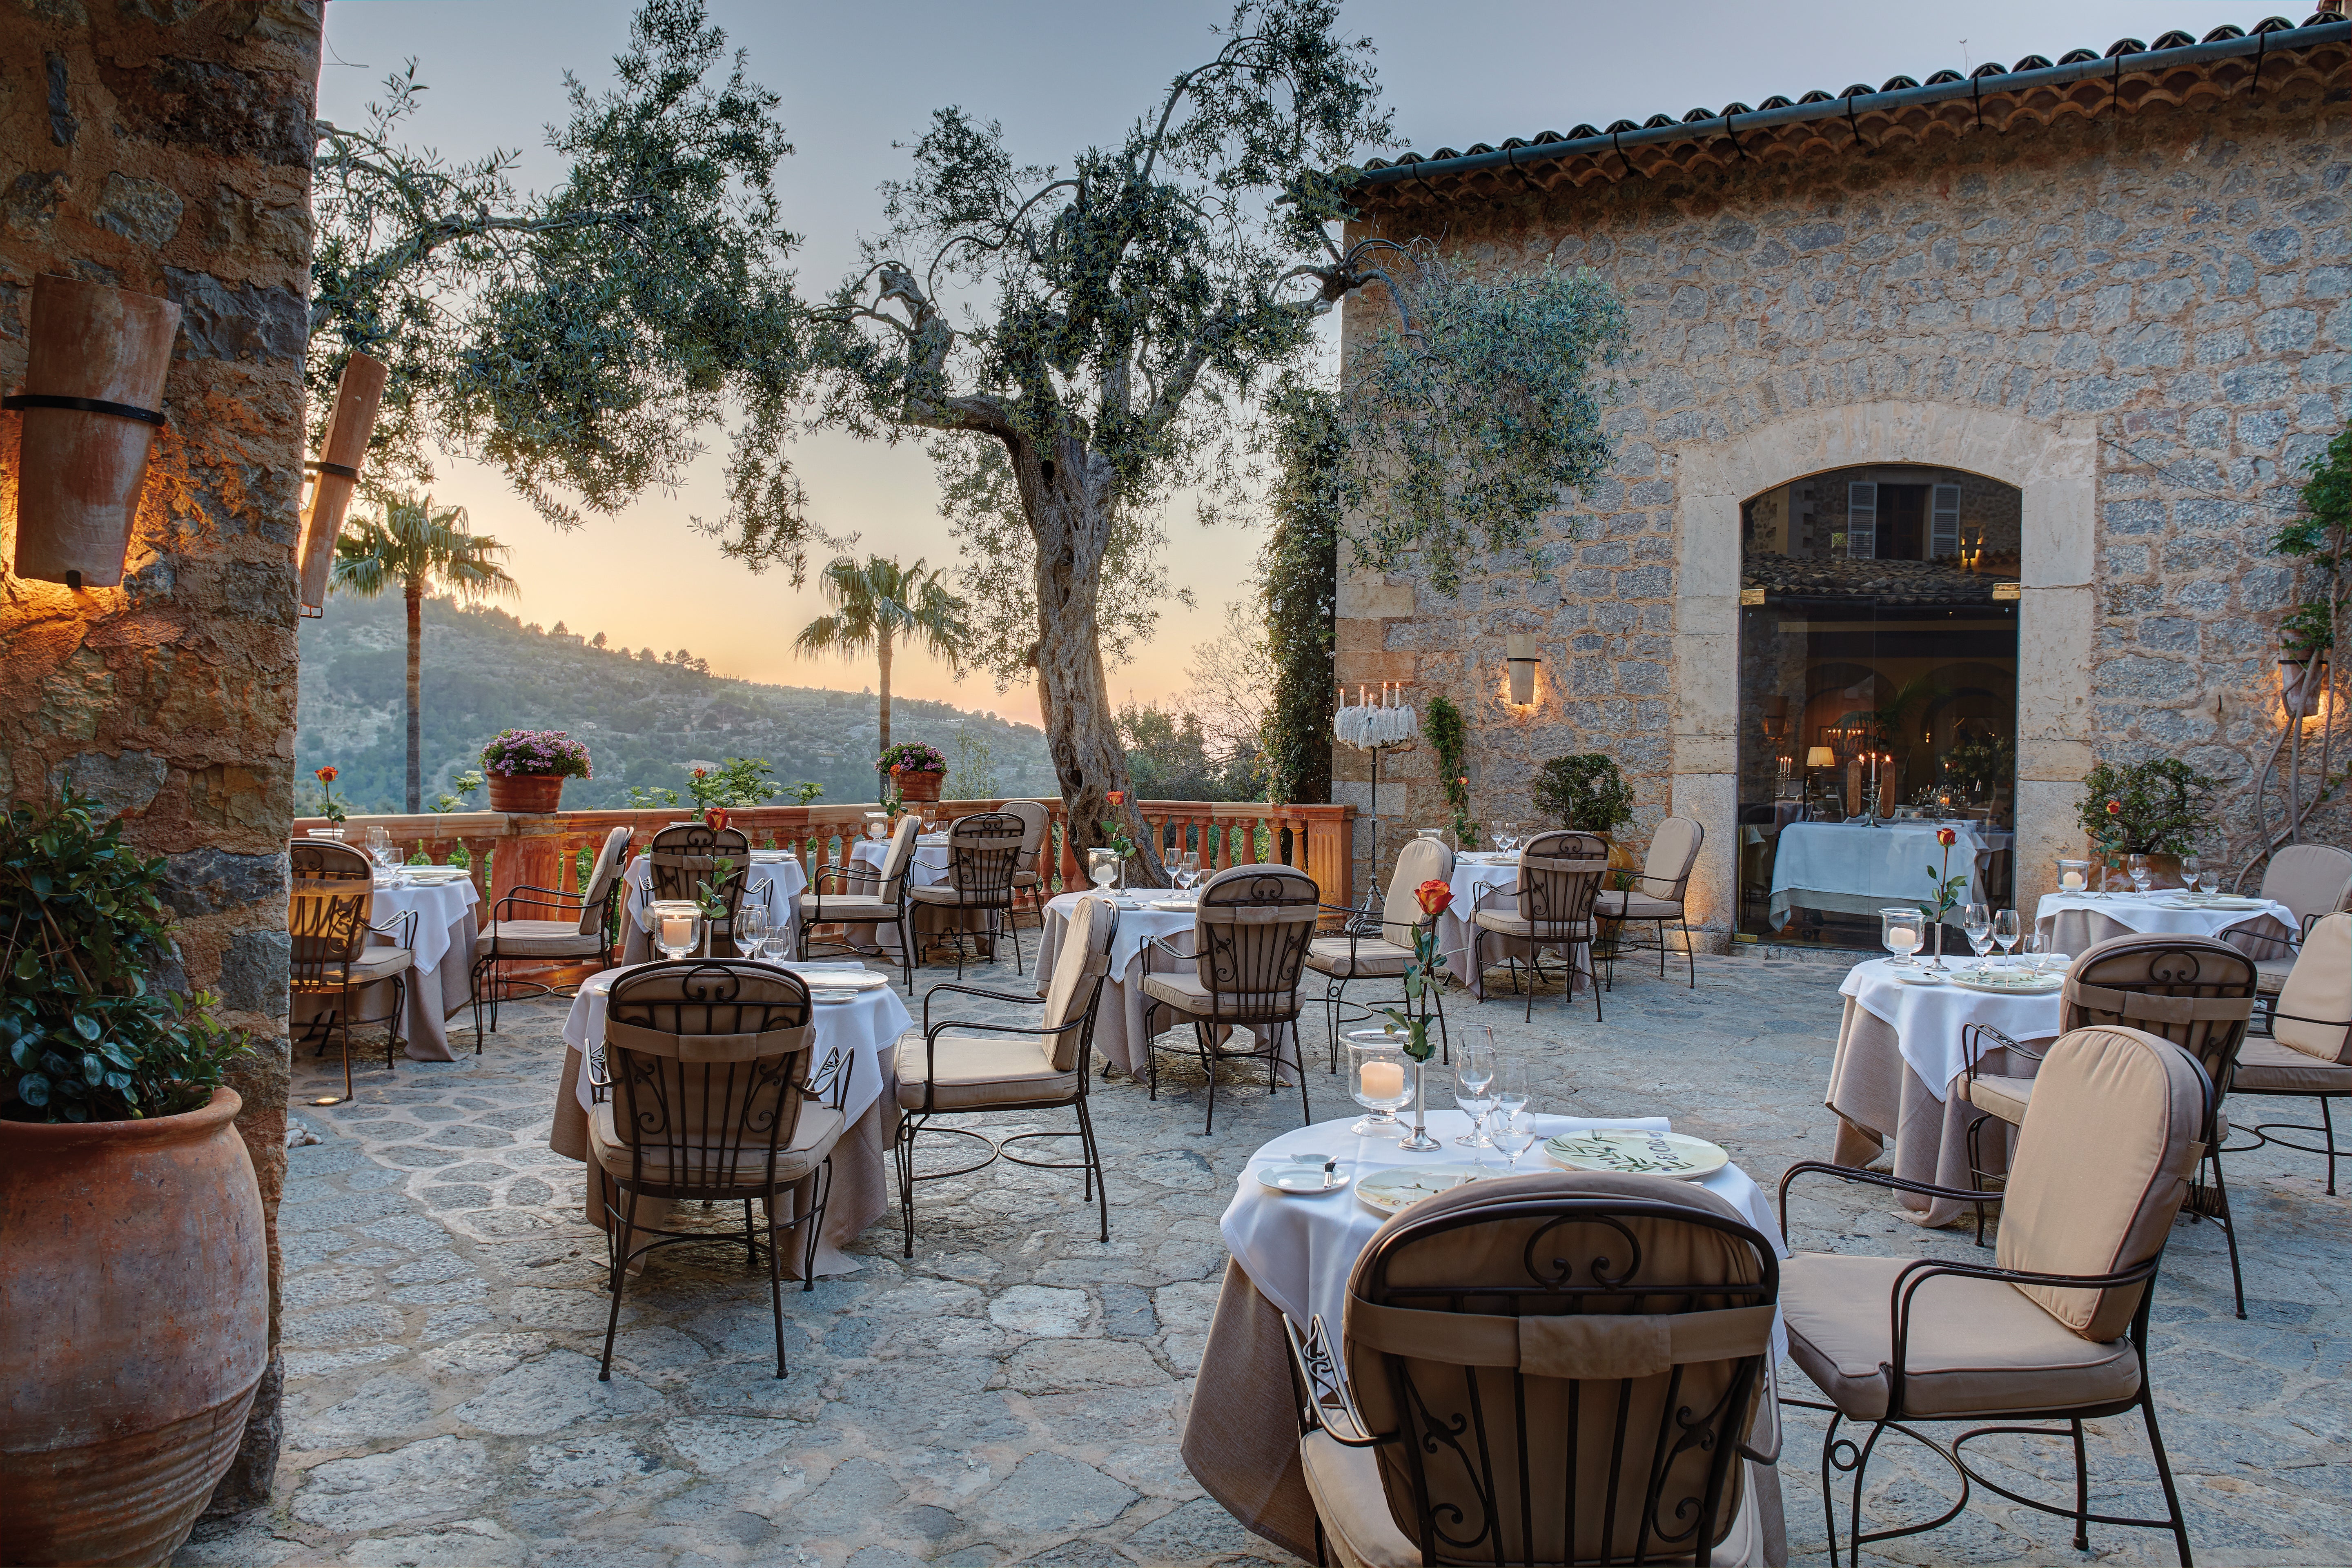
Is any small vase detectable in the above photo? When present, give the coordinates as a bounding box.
[1399,1058,1442,1151]
[1924,921,1949,973]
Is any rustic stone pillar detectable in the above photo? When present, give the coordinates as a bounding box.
[0,1,321,1515]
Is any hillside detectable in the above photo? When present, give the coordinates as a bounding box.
[295,595,1057,813]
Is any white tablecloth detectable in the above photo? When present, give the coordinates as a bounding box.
[1769,820,2010,927]
[621,852,807,962]
[1223,1109,1787,1363]
[1437,853,1590,1001]
[842,835,954,959]
[1837,957,2063,1105]
[296,875,479,1062]
[2033,891,2295,958]
[1033,891,1231,1077]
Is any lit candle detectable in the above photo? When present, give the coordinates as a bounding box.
[659,914,693,950]
[2060,870,2085,892]
[1361,1060,1405,1100]
[1888,924,1918,952]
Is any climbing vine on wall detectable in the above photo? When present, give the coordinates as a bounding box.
[1425,694,1475,844]
[1258,381,1342,804]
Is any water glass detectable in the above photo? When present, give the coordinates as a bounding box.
[1490,1048,1530,1122]
[1490,1111,1541,1176]
[2198,867,2222,895]
[761,913,794,963]
[2128,854,2152,896]
[2181,855,2201,893]
[1991,909,2021,967]
[1452,1039,1497,1149]
[733,904,768,958]
[1346,1032,1412,1136]
[1961,902,1993,967]
[1880,906,1924,968]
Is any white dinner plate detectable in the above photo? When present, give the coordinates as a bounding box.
[1949,974,2065,996]
[1149,898,1200,912]
[749,849,793,862]
[404,867,470,883]
[783,967,891,991]
[809,991,858,1005]
[1896,972,1945,986]
[1256,1157,1351,1195]
[2190,895,2264,910]
[1544,1130,1728,1182]
[1356,1164,1484,1215]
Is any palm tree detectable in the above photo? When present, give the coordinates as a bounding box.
[793,556,971,793]
[332,492,519,811]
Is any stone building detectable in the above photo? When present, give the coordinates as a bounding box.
[1336,12,2351,950]
[2,0,318,1506]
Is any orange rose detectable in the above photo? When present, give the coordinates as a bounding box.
[2106,799,2122,816]
[1935,826,1957,847]
[315,766,337,784]
[1415,878,1454,917]
[1107,791,1125,805]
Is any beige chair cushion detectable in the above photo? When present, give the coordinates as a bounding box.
[2000,1025,2207,1341]
[1040,895,1115,1070]
[478,919,605,958]
[894,1035,1076,1111]
[294,946,414,990]
[1003,799,1050,873]
[1381,836,1453,948]
[1011,868,1042,889]
[1782,1252,2141,1421]
[1964,1071,2034,1127]
[1637,815,1705,901]
[2232,1036,2352,1095]
[576,826,633,934]
[1472,908,1594,942]
[808,896,903,923]
[910,883,998,906]
[588,1101,840,1189]
[1592,889,1684,920]
[2274,912,2352,1064]
[1305,935,1414,978]
[1141,969,1297,1021]
[2259,842,2352,925]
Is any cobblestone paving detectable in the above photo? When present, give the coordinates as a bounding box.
[179,947,2352,1567]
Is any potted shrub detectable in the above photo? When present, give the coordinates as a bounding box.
[2076,759,2217,888]
[1,790,262,1566]
[1532,754,1637,840]
[879,741,948,804]
[481,728,592,813]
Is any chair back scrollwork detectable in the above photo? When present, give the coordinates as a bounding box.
[1516,831,1608,940]
[1193,864,1319,1022]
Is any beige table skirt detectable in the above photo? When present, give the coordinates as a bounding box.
[2039,907,2294,964]
[1032,910,1290,1082]
[548,1047,899,1277]
[1824,995,2046,1228]
[292,908,478,1063]
[1181,1259,1788,1564]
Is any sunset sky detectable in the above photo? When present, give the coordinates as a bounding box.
[317,0,2288,726]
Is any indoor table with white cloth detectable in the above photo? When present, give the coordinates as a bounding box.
[2034,888,2296,965]
[1436,848,1592,1001]
[293,867,481,1062]
[1768,818,2013,933]
[619,847,807,963]
[1180,1110,1791,1564]
[1031,889,1298,1079]
[547,962,913,1276]
[1823,956,2063,1226]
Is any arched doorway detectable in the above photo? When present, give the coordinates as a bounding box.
[1735,463,2020,949]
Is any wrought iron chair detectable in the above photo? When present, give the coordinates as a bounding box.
[1286,1172,1782,1566]
[2238,843,2352,1001]
[1140,862,1319,1133]
[291,838,374,883]
[2225,910,2352,1195]
[1592,815,1705,989]
[1779,1025,2209,1568]
[586,960,834,1381]
[641,822,750,951]
[910,811,1027,979]
[1002,798,1051,930]
[1959,933,2254,1316]
[897,895,1121,1255]
[290,877,416,1102]
[800,815,920,991]
[470,824,630,1042]
[1471,829,1609,1022]
[1303,833,1452,1071]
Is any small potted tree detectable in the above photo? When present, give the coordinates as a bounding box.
[480,728,592,813]
[2076,760,2216,889]
[1532,754,1637,841]
[1,790,263,1566]
[879,741,949,805]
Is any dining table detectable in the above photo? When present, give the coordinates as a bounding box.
[1436,849,1592,1001]
[293,871,481,1062]
[619,849,808,963]
[1031,890,1293,1080]
[2033,889,2296,963]
[1824,956,2065,1226]
[1182,1109,1790,1564]
[1768,818,2012,930]
[846,833,954,958]
[546,961,913,1277]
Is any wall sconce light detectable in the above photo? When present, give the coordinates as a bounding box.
[296,353,389,617]
[2281,645,2331,723]
[1760,694,1789,744]
[4,275,181,590]
[1506,634,1540,704]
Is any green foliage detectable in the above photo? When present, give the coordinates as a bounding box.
[2274,421,2351,655]
[430,770,484,814]
[1258,381,1340,805]
[2,791,252,1123]
[950,727,998,800]
[1944,733,2013,794]
[1532,755,1635,835]
[624,785,681,809]
[791,780,826,805]
[1425,695,1469,811]
[1339,244,1628,595]
[332,492,517,608]
[309,1,810,552]
[1118,703,1258,802]
[2077,760,2217,855]
[688,757,783,808]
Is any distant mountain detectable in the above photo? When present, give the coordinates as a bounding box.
[295,595,1056,814]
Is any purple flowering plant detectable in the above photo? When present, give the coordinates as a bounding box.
[481,728,593,780]
[877,741,947,774]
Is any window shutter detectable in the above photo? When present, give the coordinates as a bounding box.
[1845,482,1877,558]
[1931,483,1962,559]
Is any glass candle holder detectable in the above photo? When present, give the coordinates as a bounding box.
[1345,1029,1411,1136]
[1880,906,1924,968]
[2056,858,2090,895]
[648,899,702,961]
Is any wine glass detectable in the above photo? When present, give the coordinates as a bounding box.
[761,911,794,964]
[2180,855,2201,898]
[733,904,768,959]
[1879,907,1923,969]
[1452,1040,1497,1149]
[1490,1045,1530,1124]
[1961,902,1993,972]
[2128,854,2152,896]
[1991,909,2021,969]
[2198,866,2223,895]
[1497,822,1520,855]
[1490,1110,1541,1177]
[1346,1032,1412,1136]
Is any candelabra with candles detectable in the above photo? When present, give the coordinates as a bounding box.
[1335,681,1420,872]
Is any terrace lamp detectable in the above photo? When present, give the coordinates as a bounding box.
[1506,635,1541,705]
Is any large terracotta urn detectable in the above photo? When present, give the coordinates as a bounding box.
[487,772,565,813]
[0,1089,268,1566]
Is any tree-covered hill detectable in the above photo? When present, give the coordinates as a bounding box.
[296,595,1056,814]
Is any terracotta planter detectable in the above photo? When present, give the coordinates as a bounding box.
[8,275,183,590]
[893,768,944,804]
[1,1089,268,1567]
[487,773,565,813]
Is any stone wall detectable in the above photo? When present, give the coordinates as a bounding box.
[1340,77,2350,926]
[1,0,319,1509]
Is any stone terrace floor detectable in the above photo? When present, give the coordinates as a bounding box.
[180,945,2352,1568]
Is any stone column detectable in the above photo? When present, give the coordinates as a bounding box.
[0,1,322,1515]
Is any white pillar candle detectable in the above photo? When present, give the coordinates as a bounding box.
[660,914,693,950]
[2060,871,2084,892]
[1361,1059,1405,1100]
[1888,925,1918,951]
